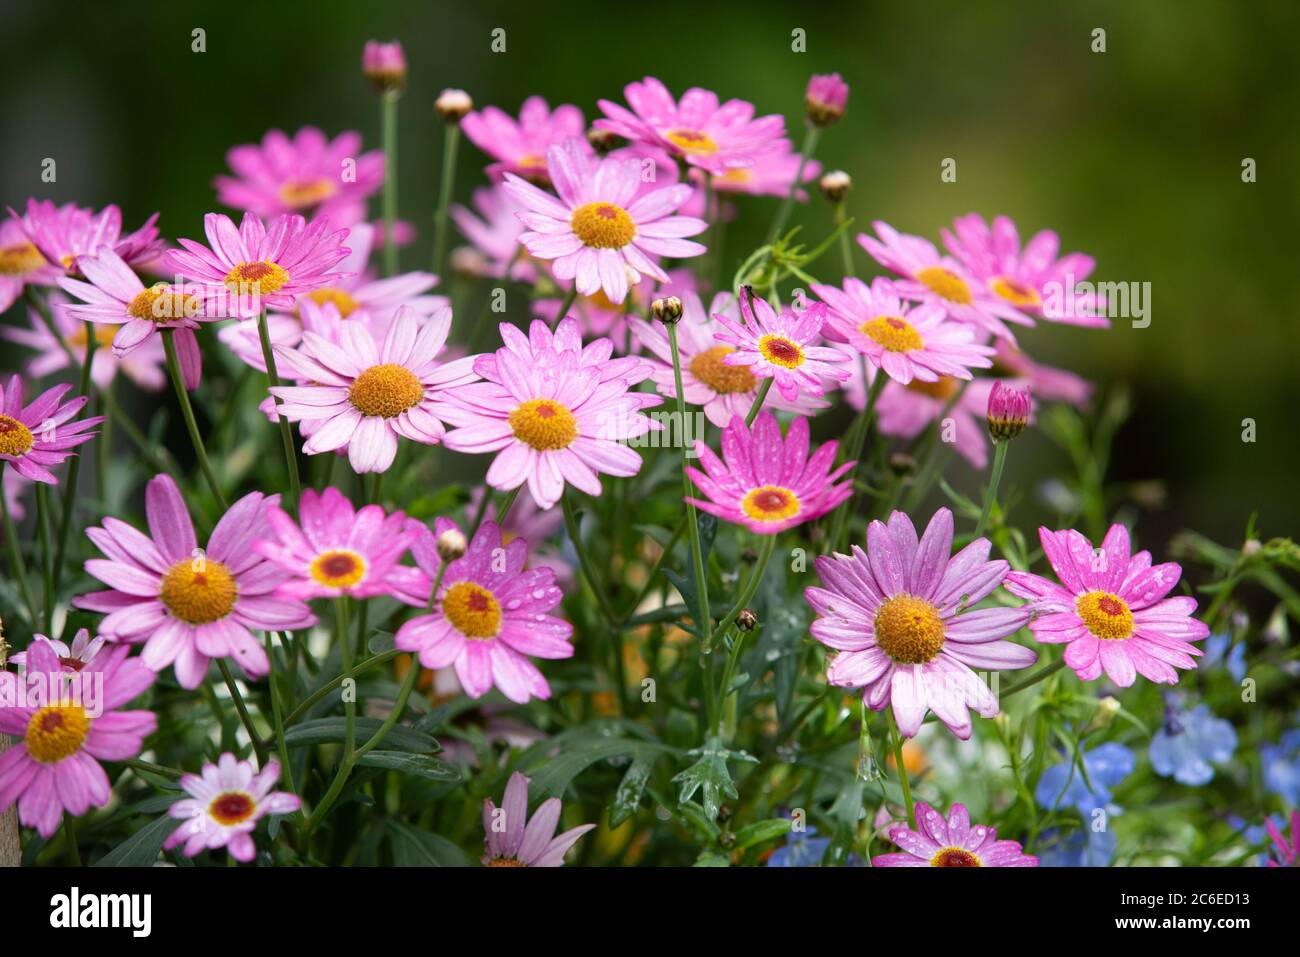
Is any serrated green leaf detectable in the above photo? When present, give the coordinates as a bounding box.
[388,821,474,867]
[610,754,656,827]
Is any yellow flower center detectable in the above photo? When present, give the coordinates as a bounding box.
[689,346,757,394]
[278,177,337,209]
[349,363,424,418]
[758,334,805,369]
[160,558,237,624]
[517,153,548,173]
[570,202,636,249]
[66,325,117,350]
[25,705,91,764]
[873,594,945,664]
[442,581,502,638]
[665,129,718,155]
[0,414,34,457]
[916,266,973,305]
[716,168,752,186]
[304,287,361,318]
[905,376,959,401]
[584,288,624,312]
[224,260,290,295]
[741,485,801,524]
[990,275,1041,307]
[209,791,257,826]
[309,549,367,589]
[0,241,45,276]
[484,856,527,867]
[508,398,578,451]
[930,846,981,867]
[126,284,202,322]
[1075,590,1135,641]
[861,315,924,353]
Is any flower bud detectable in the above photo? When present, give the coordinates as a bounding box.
[651,295,683,325]
[586,128,620,155]
[986,381,1031,441]
[805,73,849,127]
[436,527,468,562]
[435,88,473,124]
[736,608,758,632]
[818,170,851,203]
[362,40,406,94]
[888,452,917,476]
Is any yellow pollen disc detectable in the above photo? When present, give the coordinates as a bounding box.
[304,287,361,318]
[442,581,503,639]
[126,284,201,323]
[0,414,34,457]
[60,254,79,272]
[209,791,257,826]
[278,178,337,209]
[25,705,91,764]
[570,202,636,249]
[585,288,624,312]
[873,594,945,664]
[160,559,237,625]
[310,549,367,589]
[1075,590,1135,641]
[861,315,924,353]
[484,856,527,867]
[67,325,117,350]
[508,398,578,451]
[665,129,719,155]
[716,168,752,185]
[224,260,290,295]
[349,364,424,418]
[690,346,757,394]
[758,334,805,369]
[990,275,1041,307]
[0,241,45,276]
[916,266,973,305]
[931,846,982,867]
[517,153,548,172]
[905,376,959,401]
[741,485,801,524]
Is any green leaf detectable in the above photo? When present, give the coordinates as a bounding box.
[525,737,669,801]
[283,717,440,754]
[671,735,756,822]
[93,809,182,867]
[388,821,474,867]
[610,754,657,827]
[733,818,793,851]
[694,851,731,867]
[355,750,460,781]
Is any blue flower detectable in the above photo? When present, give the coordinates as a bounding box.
[1261,728,1300,806]
[1150,701,1237,786]
[1037,826,1117,867]
[767,826,863,866]
[1203,632,1247,683]
[1036,741,1136,816]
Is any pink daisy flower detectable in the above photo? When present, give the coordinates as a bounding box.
[482,771,595,867]
[711,286,850,403]
[165,212,352,318]
[0,374,102,484]
[74,474,316,689]
[270,305,477,474]
[450,186,537,282]
[463,95,589,183]
[858,221,1032,340]
[463,486,572,589]
[439,325,660,509]
[706,144,822,199]
[806,507,1036,739]
[685,411,852,534]
[2,467,29,523]
[501,138,706,304]
[12,198,163,279]
[942,213,1109,327]
[394,519,574,704]
[990,339,1092,406]
[874,801,1039,867]
[6,628,107,673]
[214,126,384,226]
[164,753,301,862]
[596,77,788,175]
[1004,524,1209,687]
[0,213,60,310]
[476,316,653,390]
[872,375,1008,469]
[0,641,156,838]
[255,486,413,601]
[811,276,994,385]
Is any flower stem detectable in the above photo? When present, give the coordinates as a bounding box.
[835,200,855,277]
[712,534,776,736]
[335,597,355,756]
[744,378,774,427]
[432,122,460,279]
[264,631,305,827]
[0,465,38,627]
[161,329,227,510]
[216,658,266,764]
[554,283,579,326]
[827,369,886,552]
[887,709,915,828]
[381,89,400,277]
[63,813,81,866]
[665,323,713,643]
[766,124,821,244]
[256,311,302,510]
[52,321,100,602]
[34,482,54,633]
[974,439,1009,539]
[561,489,619,625]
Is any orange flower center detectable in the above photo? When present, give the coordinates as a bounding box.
[905,376,959,401]
[740,485,801,524]
[0,241,45,276]
[758,334,805,369]
[310,549,367,589]
[990,275,1041,307]
[304,287,361,318]
[442,581,502,638]
[861,315,923,352]
[874,594,945,664]
[508,399,578,451]
[570,202,636,249]
[1075,590,1134,640]
[349,364,424,418]
[160,558,237,624]
[665,129,718,155]
[25,705,90,763]
[0,414,34,457]
[279,177,338,209]
[209,791,257,826]
[690,346,757,394]
[224,260,290,295]
[916,266,973,305]
[127,284,202,322]
[931,846,981,867]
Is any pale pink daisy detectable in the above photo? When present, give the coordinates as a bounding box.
[706,145,822,199]
[476,316,653,390]
[1005,524,1209,687]
[806,507,1036,739]
[875,802,1038,867]
[450,186,537,282]
[482,771,595,867]
[462,95,589,183]
[12,198,163,279]
[74,474,316,688]
[0,374,102,484]
[0,213,59,310]
[164,754,301,862]
[6,628,106,673]
[873,375,1008,469]
[463,486,572,589]
[990,338,1093,406]
[269,305,478,473]
[501,138,706,304]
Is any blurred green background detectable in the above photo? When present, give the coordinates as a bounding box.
[2,0,1296,553]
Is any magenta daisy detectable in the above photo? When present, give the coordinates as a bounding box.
[214,126,384,226]
[482,771,595,867]
[711,286,850,403]
[13,198,163,278]
[463,95,589,183]
[501,137,706,304]
[270,305,478,474]
[1004,524,1209,687]
[874,802,1038,867]
[805,73,850,126]
[164,753,301,862]
[0,374,102,484]
[811,276,994,385]
[708,144,822,199]
[394,519,574,704]
[873,375,1005,469]
[0,212,59,310]
[596,77,788,175]
[255,486,413,601]
[991,339,1092,406]
[685,411,852,534]
[476,316,652,389]
[858,221,1032,340]
[6,628,107,673]
[0,641,156,838]
[74,474,316,689]
[942,213,1110,327]
[806,507,1036,739]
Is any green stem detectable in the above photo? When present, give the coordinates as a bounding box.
[0,465,38,626]
[51,319,99,594]
[974,439,1009,539]
[615,516,688,627]
[277,649,400,730]
[765,125,821,244]
[256,311,302,510]
[887,710,915,828]
[264,632,300,817]
[561,490,619,625]
[64,814,81,866]
[335,597,355,756]
[216,658,266,764]
[432,123,460,278]
[161,329,227,509]
[381,90,400,277]
[712,534,776,735]
[665,323,713,643]
[835,200,855,276]
[744,378,774,427]
[553,283,579,326]
[34,483,54,633]
[126,758,184,780]
[827,370,886,552]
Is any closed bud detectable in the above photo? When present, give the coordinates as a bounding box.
[435,88,473,123]
[651,295,683,325]
[362,40,406,94]
[986,381,1031,441]
[805,73,849,127]
[586,128,620,155]
[818,170,852,203]
[736,608,758,632]
[436,528,468,562]
[888,452,917,476]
